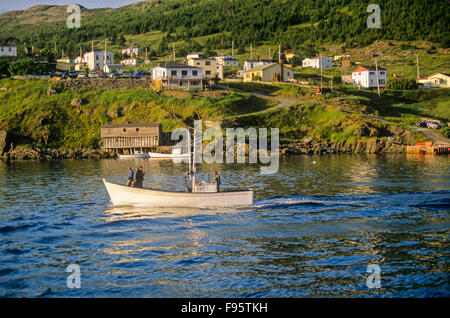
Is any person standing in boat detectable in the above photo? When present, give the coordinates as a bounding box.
[127,167,134,187]
[135,165,145,188]
[213,170,221,192]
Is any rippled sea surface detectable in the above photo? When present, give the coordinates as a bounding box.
[0,154,449,297]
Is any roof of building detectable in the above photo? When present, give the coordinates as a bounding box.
[157,62,201,69]
[214,55,238,60]
[352,65,387,73]
[244,62,294,73]
[102,123,161,128]
[418,72,450,79]
[245,59,274,63]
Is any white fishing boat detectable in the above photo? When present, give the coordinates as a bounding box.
[118,150,149,160]
[103,179,253,207]
[103,127,253,207]
[148,147,189,159]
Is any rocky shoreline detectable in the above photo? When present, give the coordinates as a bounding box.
[280,137,406,155]
[0,138,406,161]
[0,147,116,161]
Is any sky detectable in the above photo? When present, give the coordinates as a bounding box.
[0,0,141,13]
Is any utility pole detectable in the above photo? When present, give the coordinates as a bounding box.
[320,53,323,91]
[232,40,234,57]
[172,42,175,62]
[104,38,107,72]
[250,43,253,60]
[375,59,380,97]
[91,40,94,53]
[416,53,420,79]
[269,47,271,60]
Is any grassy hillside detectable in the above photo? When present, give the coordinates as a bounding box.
[0,78,272,148]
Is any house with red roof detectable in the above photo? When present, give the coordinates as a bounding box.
[351,65,387,88]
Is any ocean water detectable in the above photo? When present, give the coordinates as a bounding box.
[0,154,448,297]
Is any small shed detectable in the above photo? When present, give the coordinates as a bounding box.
[100,123,162,154]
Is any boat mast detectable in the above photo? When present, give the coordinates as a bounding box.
[187,126,192,175]
[192,126,196,191]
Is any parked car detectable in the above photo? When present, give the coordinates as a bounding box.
[132,70,147,79]
[99,72,109,78]
[122,72,131,78]
[416,121,427,128]
[88,72,99,78]
[427,121,442,129]
[67,70,78,78]
[78,73,86,78]
[109,73,121,78]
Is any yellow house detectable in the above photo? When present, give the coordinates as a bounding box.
[418,72,450,88]
[243,63,294,82]
[187,57,220,79]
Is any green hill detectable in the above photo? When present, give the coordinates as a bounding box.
[1,0,448,58]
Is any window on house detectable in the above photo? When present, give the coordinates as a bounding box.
[206,70,211,75]
[1,48,3,52]
[181,70,188,76]
[171,70,177,76]
[206,61,211,66]
[370,72,375,75]
[193,71,198,76]
[380,72,385,75]
[123,128,127,132]
[136,128,139,132]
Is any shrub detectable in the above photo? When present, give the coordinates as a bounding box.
[386,78,418,90]
[8,58,47,76]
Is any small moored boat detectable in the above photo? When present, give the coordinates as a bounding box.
[148,148,189,159]
[118,150,149,160]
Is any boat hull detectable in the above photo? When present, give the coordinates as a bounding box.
[118,153,149,159]
[103,179,253,207]
[148,152,189,159]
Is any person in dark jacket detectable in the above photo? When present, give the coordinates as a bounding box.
[134,166,145,188]
[213,170,221,192]
[127,167,134,187]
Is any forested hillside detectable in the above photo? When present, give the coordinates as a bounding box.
[0,0,448,57]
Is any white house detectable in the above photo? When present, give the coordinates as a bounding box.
[57,57,74,63]
[186,52,205,60]
[0,44,17,57]
[121,47,142,57]
[76,51,114,71]
[121,58,139,66]
[151,62,204,90]
[302,56,332,68]
[418,72,450,88]
[351,65,387,89]
[243,59,274,72]
[214,55,239,67]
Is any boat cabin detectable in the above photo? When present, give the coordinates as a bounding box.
[100,123,162,155]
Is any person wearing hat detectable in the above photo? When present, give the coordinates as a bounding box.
[135,165,145,188]
[127,167,134,187]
